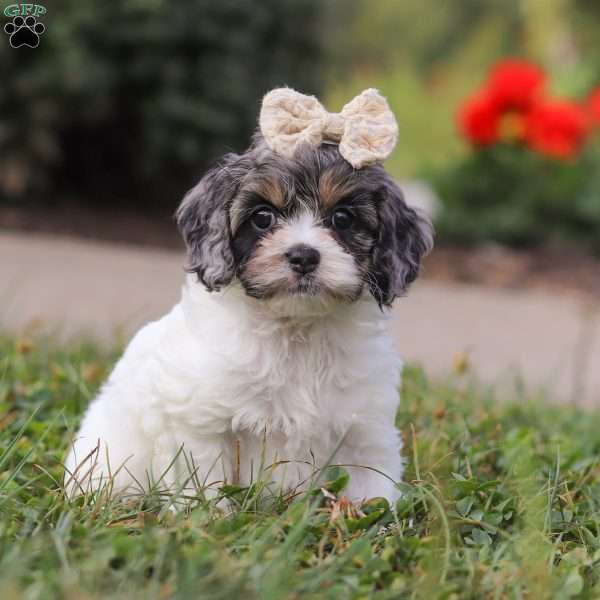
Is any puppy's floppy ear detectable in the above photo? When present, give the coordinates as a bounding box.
[176,154,242,291]
[370,179,434,306]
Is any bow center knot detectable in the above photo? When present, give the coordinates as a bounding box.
[322,112,345,141]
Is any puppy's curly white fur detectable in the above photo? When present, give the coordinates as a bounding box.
[65,107,433,503]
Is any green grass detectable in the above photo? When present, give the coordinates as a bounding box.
[1,335,600,599]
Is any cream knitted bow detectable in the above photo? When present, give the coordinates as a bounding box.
[259,88,399,169]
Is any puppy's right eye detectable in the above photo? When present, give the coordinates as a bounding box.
[251,208,276,232]
[332,208,354,231]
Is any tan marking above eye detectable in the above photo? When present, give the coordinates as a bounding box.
[318,168,356,208]
[245,177,286,208]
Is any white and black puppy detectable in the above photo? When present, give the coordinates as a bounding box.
[65,89,433,503]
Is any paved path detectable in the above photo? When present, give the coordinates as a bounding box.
[1,230,599,406]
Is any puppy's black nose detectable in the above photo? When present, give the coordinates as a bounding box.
[285,244,320,275]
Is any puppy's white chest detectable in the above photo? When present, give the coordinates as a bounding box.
[225,332,341,437]
[157,295,398,450]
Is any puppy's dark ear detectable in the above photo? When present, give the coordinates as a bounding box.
[370,180,434,306]
[176,154,241,291]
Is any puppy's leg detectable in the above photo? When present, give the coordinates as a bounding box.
[154,432,233,503]
[64,398,152,499]
[337,422,403,503]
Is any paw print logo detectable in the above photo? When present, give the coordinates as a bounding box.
[4,15,45,48]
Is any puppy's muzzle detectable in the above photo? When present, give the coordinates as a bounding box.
[285,244,320,275]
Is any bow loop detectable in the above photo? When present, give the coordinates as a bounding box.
[259,87,398,169]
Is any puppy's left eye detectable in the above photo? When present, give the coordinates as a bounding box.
[331,208,354,231]
[251,208,276,232]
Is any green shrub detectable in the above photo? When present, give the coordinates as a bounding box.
[430,143,600,250]
[0,0,324,209]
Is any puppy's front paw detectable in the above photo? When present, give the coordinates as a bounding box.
[344,470,401,505]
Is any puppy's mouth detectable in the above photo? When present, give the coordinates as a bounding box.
[287,274,320,296]
[239,269,325,300]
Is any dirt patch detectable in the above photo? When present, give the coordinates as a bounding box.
[424,245,600,301]
[0,202,183,249]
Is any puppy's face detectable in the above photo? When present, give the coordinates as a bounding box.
[229,156,379,304]
[177,138,433,312]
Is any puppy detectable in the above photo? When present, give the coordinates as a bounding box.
[64,88,433,503]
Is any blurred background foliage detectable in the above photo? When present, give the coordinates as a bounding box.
[326,0,600,177]
[1,0,600,247]
[0,0,324,209]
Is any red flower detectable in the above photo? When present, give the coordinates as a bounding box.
[457,91,501,146]
[487,59,546,111]
[588,86,600,126]
[524,100,589,159]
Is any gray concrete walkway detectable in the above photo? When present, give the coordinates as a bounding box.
[1,230,599,406]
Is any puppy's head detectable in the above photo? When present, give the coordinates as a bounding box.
[176,138,433,312]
